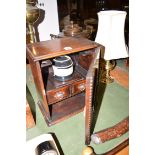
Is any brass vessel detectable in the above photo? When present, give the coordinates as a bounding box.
[63,21,92,38]
[63,21,82,37]
[26,0,40,43]
[26,4,40,24]
[100,59,116,83]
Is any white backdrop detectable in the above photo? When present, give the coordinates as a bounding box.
[37,0,60,41]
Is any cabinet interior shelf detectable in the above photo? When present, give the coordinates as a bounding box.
[49,93,85,125]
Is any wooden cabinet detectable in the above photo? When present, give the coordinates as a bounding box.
[26,36,101,144]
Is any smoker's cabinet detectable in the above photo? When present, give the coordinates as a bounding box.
[26,37,101,145]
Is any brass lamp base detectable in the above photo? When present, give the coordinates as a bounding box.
[101,73,114,83]
[26,2,40,43]
[100,60,116,84]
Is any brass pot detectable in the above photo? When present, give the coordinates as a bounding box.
[63,21,82,37]
[63,21,92,39]
[26,4,40,24]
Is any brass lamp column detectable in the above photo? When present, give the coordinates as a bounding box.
[101,60,115,83]
[26,0,40,43]
[99,46,116,84]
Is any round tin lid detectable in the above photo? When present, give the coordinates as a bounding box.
[53,55,73,68]
[35,141,58,155]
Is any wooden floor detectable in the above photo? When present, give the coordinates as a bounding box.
[116,145,129,155]
[26,100,35,129]
[105,61,129,155]
[111,66,129,89]
[111,63,129,155]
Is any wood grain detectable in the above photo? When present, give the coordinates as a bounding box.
[111,66,129,89]
[91,117,129,144]
[26,100,35,129]
[26,37,98,61]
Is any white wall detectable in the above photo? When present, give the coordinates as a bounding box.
[37,0,60,41]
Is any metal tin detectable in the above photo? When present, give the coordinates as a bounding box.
[35,141,58,155]
[52,55,73,81]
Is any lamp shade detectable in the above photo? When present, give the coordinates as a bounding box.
[95,10,128,60]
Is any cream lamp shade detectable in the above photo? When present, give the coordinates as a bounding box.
[95,10,128,60]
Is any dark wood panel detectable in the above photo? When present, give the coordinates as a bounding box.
[76,51,94,70]
[71,80,86,95]
[27,55,50,117]
[26,37,98,61]
[46,78,86,105]
[26,100,35,129]
[47,85,71,105]
[50,93,85,125]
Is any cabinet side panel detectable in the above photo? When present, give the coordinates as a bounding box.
[27,56,50,118]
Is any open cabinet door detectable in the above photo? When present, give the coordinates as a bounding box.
[85,46,101,145]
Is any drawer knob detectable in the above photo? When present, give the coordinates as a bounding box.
[78,84,85,91]
[54,91,64,100]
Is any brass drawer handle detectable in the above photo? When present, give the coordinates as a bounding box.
[54,91,64,100]
[78,84,85,91]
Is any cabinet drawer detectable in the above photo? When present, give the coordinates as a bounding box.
[71,80,86,95]
[47,86,70,104]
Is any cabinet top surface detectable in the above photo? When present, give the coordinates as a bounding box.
[26,37,99,61]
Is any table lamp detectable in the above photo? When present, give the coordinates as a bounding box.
[26,0,40,43]
[95,10,129,83]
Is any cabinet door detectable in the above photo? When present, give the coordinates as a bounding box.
[85,46,101,145]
